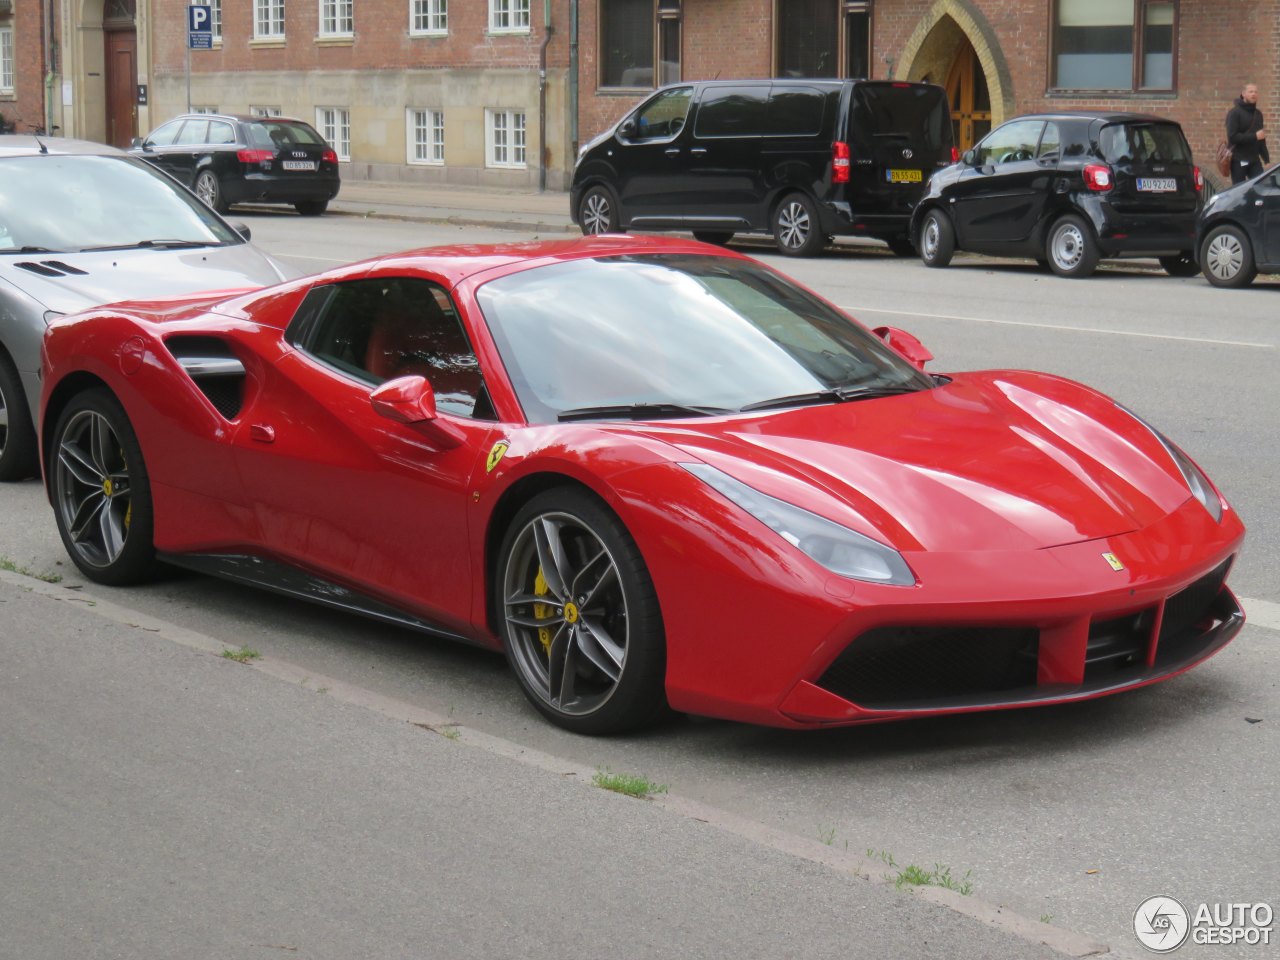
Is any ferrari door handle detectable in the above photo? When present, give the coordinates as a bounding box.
[250,424,276,443]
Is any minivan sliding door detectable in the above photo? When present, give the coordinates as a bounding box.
[683,84,770,232]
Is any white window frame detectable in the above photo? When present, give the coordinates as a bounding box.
[319,0,354,36]
[486,109,527,168]
[250,105,283,117]
[316,106,352,161]
[0,27,14,94]
[410,0,447,36]
[194,0,223,42]
[191,105,220,115]
[489,0,529,34]
[407,108,445,165]
[254,0,285,39]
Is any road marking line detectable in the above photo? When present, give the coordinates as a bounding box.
[841,305,1275,349]
[1241,596,1280,632]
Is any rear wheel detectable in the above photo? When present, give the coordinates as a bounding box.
[1046,214,1099,278]
[0,352,38,482]
[578,185,620,236]
[194,170,228,214]
[295,200,328,216]
[1200,225,1257,288]
[496,488,666,734]
[692,231,734,246]
[918,210,955,268]
[1159,254,1199,277]
[51,390,157,585]
[771,193,826,257]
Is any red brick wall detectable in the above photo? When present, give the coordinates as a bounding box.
[2,2,49,132]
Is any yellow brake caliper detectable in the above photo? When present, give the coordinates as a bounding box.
[532,568,554,655]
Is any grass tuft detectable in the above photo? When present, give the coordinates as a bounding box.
[0,556,64,583]
[221,645,262,664]
[592,768,668,799]
[895,862,974,896]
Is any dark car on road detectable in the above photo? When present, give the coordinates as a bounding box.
[571,79,953,257]
[130,113,341,216]
[1196,163,1280,287]
[912,112,1203,278]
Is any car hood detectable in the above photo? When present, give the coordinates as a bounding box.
[634,372,1196,553]
[0,244,293,315]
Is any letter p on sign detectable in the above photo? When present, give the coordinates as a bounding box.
[188,4,211,32]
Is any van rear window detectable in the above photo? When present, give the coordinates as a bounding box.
[851,84,949,146]
[1098,123,1190,164]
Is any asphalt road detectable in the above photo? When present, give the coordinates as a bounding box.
[2,213,1275,957]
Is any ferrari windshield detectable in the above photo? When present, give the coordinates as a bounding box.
[0,155,241,254]
[477,254,934,424]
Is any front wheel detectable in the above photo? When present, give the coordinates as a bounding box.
[1046,214,1100,278]
[578,185,620,236]
[1159,254,1199,277]
[0,352,38,481]
[51,390,157,585]
[1200,225,1257,288]
[918,210,955,268]
[194,170,228,214]
[496,488,666,734]
[771,193,826,257]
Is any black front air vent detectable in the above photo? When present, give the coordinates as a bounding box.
[1155,558,1234,665]
[14,260,91,277]
[165,335,247,420]
[1083,610,1152,681]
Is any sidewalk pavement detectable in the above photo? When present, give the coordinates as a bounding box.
[328,178,579,233]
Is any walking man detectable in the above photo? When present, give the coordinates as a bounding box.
[1226,83,1270,184]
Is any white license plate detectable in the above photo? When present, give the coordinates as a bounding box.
[282,160,316,171]
[1137,177,1177,192]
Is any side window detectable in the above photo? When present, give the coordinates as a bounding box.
[628,86,693,141]
[290,277,487,419]
[147,121,184,147]
[764,86,827,137]
[693,84,770,139]
[1037,122,1061,160]
[208,121,236,145]
[974,120,1044,166]
[175,120,210,145]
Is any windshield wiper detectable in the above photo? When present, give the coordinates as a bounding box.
[557,402,732,422]
[0,245,65,254]
[740,383,923,412]
[79,239,220,252]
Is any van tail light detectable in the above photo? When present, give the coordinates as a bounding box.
[1083,163,1113,192]
[1193,166,1204,191]
[832,141,850,184]
[322,148,339,165]
[950,146,960,163]
[237,148,274,164]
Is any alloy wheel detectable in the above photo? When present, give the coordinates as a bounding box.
[582,192,613,235]
[54,409,134,570]
[776,201,811,250]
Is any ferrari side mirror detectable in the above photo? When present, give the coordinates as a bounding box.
[873,326,933,370]
[370,375,463,448]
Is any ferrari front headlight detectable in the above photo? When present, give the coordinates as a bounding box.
[1118,405,1224,523]
[682,463,916,585]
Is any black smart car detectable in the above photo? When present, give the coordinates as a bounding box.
[1196,164,1280,287]
[130,113,341,216]
[571,79,953,257]
[912,112,1203,278]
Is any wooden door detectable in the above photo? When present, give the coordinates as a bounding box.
[104,30,137,148]
[945,41,991,152]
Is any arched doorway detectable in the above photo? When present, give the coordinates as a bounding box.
[102,0,137,147]
[945,38,991,152]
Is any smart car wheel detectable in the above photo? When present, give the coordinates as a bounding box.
[1200,226,1257,289]
[51,390,157,585]
[497,488,666,734]
[772,193,825,257]
[194,170,228,214]
[579,185,620,235]
[1159,254,1199,277]
[1046,214,1099,278]
[918,210,955,268]
[0,352,39,482]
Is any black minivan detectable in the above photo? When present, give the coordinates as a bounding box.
[570,79,953,256]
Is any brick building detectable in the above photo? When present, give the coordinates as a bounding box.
[9,0,1280,190]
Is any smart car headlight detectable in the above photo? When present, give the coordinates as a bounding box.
[682,463,916,585]
[1119,405,1224,523]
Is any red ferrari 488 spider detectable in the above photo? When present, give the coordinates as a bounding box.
[39,236,1245,733]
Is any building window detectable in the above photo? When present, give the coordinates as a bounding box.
[250,105,283,116]
[776,0,869,79]
[195,0,223,41]
[0,28,13,94]
[254,0,285,38]
[320,0,353,35]
[191,105,220,115]
[316,106,351,160]
[408,108,445,164]
[600,0,681,90]
[489,0,529,33]
[411,0,447,34]
[487,109,526,168]
[1053,0,1176,91]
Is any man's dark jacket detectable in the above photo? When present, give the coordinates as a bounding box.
[1226,97,1271,166]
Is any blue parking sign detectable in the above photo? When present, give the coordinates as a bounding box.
[188,4,211,33]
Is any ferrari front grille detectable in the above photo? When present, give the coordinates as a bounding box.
[1155,558,1233,665]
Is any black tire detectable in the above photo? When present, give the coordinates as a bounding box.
[1159,254,1199,277]
[578,185,620,236]
[194,170,229,214]
[295,200,328,217]
[1045,214,1100,278]
[771,193,826,257]
[495,487,666,734]
[692,231,734,246]
[50,390,157,585]
[1200,225,1257,288]
[918,209,955,268]
[885,237,916,257]
[0,351,39,482]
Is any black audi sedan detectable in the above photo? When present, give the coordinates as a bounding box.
[130,113,341,216]
[1196,164,1280,288]
[911,112,1202,278]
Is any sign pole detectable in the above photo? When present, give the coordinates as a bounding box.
[186,42,191,112]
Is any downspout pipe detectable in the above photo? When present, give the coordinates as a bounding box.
[569,0,578,156]
[539,21,554,192]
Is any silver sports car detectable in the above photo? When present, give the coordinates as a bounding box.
[0,135,297,480]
